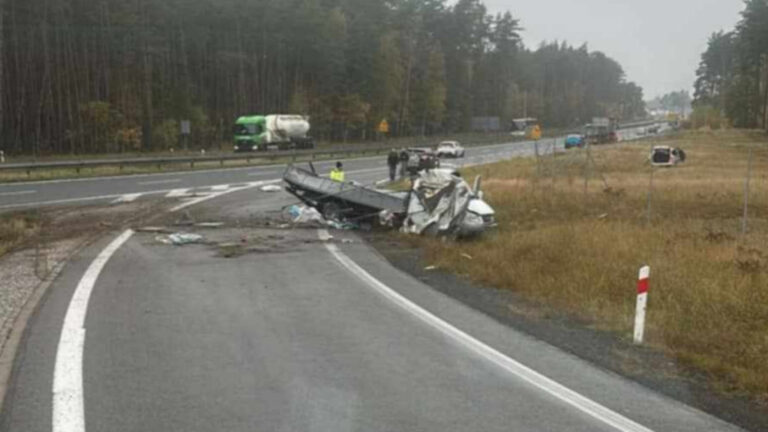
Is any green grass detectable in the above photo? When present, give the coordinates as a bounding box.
[419,129,768,402]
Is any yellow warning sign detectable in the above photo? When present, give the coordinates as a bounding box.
[378,119,390,134]
[530,124,542,140]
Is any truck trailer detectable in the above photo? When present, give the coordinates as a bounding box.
[234,115,315,152]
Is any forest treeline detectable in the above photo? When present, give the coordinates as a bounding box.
[694,0,768,128]
[1,0,645,155]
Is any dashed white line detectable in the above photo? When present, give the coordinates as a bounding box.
[210,185,229,192]
[321,231,654,432]
[0,190,36,196]
[165,188,191,198]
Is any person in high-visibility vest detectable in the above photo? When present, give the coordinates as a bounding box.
[330,161,345,182]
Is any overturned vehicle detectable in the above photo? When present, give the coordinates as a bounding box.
[282,165,496,237]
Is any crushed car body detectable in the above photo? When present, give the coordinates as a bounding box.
[650,145,686,167]
[282,165,496,237]
[401,169,496,237]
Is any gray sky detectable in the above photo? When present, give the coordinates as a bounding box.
[481,0,744,99]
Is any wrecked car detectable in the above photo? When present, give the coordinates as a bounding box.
[283,164,406,221]
[651,146,686,167]
[401,169,496,237]
[282,165,496,237]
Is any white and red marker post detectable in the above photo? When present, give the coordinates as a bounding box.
[633,266,650,344]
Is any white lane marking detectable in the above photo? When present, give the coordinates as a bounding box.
[320,231,654,432]
[110,193,142,204]
[169,180,280,212]
[0,189,36,196]
[165,188,191,198]
[210,184,229,192]
[53,230,134,432]
[137,179,181,186]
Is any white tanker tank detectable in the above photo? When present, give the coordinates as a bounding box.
[265,115,313,148]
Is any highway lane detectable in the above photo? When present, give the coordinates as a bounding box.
[0,139,546,211]
[0,124,666,211]
[0,182,742,432]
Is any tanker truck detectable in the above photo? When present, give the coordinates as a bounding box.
[233,115,315,152]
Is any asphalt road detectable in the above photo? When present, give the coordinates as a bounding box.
[3,124,737,432]
[0,125,658,211]
[0,140,544,211]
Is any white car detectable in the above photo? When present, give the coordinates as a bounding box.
[436,141,465,158]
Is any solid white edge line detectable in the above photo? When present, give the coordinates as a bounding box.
[137,179,181,186]
[53,229,134,432]
[319,229,654,432]
[50,178,287,431]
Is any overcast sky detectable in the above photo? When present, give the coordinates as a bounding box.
[480,0,744,99]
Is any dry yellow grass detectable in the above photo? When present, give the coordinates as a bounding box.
[423,130,768,401]
[0,212,40,257]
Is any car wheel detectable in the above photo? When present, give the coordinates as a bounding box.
[322,201,342,221]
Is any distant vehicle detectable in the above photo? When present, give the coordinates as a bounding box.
[651,146,686,167]
[233,114,314,152]
[564,134,585,149]
[436,141,465,158]
[584,117,618,145]
[510,118,540,139]
[647,124,660,134]
[406,147,440,174]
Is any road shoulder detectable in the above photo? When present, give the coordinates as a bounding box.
[361,231,767,432]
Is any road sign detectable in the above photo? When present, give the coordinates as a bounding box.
[531,125,542,140]
[181,120,191,135]
[378,119,390,134]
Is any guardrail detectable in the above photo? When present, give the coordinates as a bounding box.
[0,144,402,177]
[0,121,664,177]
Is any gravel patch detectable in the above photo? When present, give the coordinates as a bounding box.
[0,238,84,348]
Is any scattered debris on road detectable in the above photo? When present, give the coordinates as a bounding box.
[260,185,283,193]
[156,232,204,245]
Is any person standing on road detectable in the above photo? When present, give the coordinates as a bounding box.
[399,148,409,179]
[387,149,399,181]
[330,161,345,182]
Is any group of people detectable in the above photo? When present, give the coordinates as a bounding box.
[328,148,409,184]
[387,149,410,181]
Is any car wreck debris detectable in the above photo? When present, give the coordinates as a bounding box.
[282,164,496,237]
[651,146,686,167]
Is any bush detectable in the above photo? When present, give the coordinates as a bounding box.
[152,119,179,150]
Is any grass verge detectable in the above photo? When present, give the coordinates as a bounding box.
[418,129,768,402]
[0,213,41,257]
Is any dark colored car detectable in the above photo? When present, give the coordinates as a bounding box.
[406,148,440,174]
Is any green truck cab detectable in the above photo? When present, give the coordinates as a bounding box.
[233,114,314,152]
